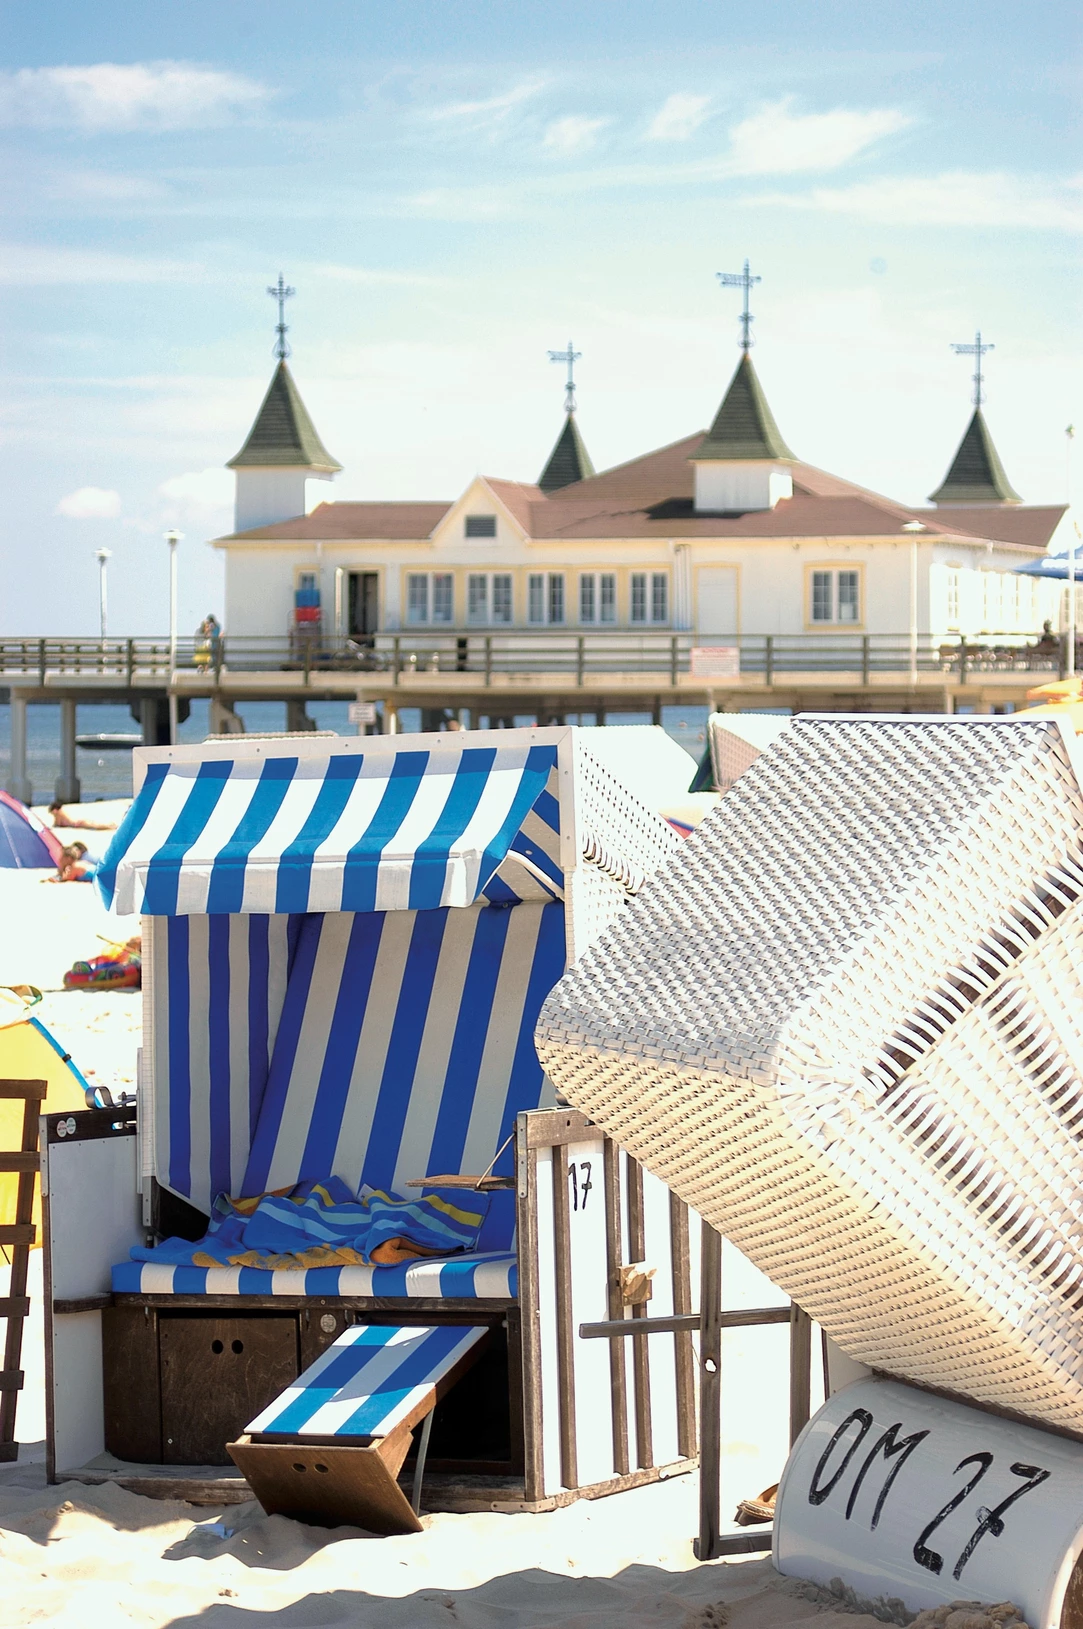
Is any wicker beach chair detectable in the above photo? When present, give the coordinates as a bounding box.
[536,716,1083,1435]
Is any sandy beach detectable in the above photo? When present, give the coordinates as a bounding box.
[0,809,875,1626]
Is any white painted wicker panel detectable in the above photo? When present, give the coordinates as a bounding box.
[537,717,1083,1433]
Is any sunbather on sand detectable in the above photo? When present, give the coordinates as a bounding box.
[44,842,98,883]
[48,800,116,831]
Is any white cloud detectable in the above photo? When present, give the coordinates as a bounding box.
[428,80,544,125]
[726,98,910,175]
[759,170,1083,231]
[57,486,121,519]
[0,244,201,285]
[647,93,711,142]
[0,61,268,132]
[158,468,233,516]
[544,115,609,155]
[304,261,449,288]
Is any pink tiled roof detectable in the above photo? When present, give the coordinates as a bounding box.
[219,434,1064,552]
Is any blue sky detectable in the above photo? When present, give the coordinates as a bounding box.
[2,0,1080,634]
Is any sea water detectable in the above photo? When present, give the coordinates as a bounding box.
[0,701,711,803]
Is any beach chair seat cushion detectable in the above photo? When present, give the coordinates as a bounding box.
[228,1322,489,1534]
[110,1249,518,1299]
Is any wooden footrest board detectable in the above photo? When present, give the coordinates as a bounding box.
[228,1322,489,1535]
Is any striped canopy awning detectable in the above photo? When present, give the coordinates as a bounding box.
[99,743,560,917]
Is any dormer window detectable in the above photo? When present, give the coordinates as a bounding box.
[465,515,496,538]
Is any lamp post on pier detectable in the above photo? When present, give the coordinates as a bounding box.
[94,547,111,641]
[164,530,182,744]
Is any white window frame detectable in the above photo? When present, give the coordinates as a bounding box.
[810,568,861,627]
[946,568,961,632]
[578,572,617,625]
[406,571,454,625]
[630,571,670,625]
[467,571,513,625]
[528,572,566,625]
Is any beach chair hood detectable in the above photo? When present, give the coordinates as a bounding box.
[536,715,1083,1433]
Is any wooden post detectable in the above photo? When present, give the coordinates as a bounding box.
[0,1080,46,1461]
[552,1143,578,1490]
[625,1157,653,1470]
[789,1303,813,1446]
[669,1193,696,1458]
[696,1218,722,1561]
[603,1141,629,1474]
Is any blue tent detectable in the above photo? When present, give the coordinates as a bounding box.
[0,792,62,869]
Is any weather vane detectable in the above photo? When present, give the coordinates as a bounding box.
[268,273,296,361]
[717,259,761,352]
[548,341,582,413]
[951,330,994,408]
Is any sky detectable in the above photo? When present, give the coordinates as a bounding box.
[1,0,1080,635]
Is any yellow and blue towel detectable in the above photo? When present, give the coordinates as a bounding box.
[130,1176,489,1270]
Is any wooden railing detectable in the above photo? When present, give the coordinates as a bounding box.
[0,631,1066,685]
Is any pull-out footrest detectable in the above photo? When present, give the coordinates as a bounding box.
[228,1323,489,1535]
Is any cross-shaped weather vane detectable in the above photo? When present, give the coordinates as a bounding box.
[951,330,994,408]
[548,341,582,413]
[717,259,762,351]
[268,273,296,361]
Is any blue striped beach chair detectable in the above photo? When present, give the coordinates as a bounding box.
[230,1324,490,1533]
[42,726,703,1523]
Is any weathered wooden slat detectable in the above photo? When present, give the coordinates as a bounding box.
[0,1371,24,1391]
[0,1081,47,1100]
[602,1139,629,1476]
[0,1153,39,1173]
[0,1226,34,1245]
[696,1219,723,1563]
[789,1303,813,1446]
[579,1307,791,1339]
[0,1298,31,1320]
[515,1138,545,1503]
[552,1143,578,1491]
[522,1108,594,1149]
[625,1156,653,1470]
[669,1192,696,1459]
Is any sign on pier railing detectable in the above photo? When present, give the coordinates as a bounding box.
[689,647,740,677]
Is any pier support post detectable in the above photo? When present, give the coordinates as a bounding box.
[5,692,32,805]
[209,697,244,735]
[55,697,81,805]
[285,699,316,732]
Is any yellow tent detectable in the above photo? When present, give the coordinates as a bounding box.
[0,988,92,1239]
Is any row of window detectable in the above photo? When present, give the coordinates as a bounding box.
[945,569,1042,634]
[405,571,670,627]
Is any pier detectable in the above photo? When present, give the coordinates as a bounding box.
[1,628,1064,803]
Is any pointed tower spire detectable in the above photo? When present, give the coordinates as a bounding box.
[228,361,341,474]
[538,340,595,492]
[928,409,1021,506]
[689,353,795,513]
[539,414,595,492]
[929,330,1021,506]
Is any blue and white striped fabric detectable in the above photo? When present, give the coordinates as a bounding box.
[99,744,560,917]
[242,901,565,1207]
[149,913,298,1213]
[247,1323,489,1441]
[111,1252,517,1299]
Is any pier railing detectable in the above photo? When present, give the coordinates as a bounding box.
[0,631,1066,686]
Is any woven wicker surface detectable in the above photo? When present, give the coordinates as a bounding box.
[536,717,1083,1431]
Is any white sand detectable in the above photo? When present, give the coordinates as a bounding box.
[0,809,872,1625]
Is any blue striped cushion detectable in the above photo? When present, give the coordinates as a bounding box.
[110,1251,518,1299]
[247,1323,489,1440]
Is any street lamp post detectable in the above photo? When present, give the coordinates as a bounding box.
[94,547,112,641]
[164,530,182,744]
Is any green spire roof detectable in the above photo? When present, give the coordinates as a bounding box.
[928,408,1021,505]
[538,413,596,492]
[227,360,341,472]
[690,352,795,463]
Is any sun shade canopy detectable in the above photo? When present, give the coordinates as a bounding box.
[98,744,560,917]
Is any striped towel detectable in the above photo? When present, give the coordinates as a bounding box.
[130,1176,490,1270]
